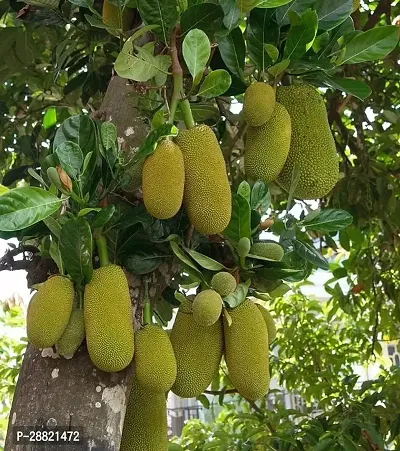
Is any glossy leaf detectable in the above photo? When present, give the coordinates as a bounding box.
[299,209,353,232]
[169,239,203,278]
[275,0,316,26]
[293,239,329,270]
[250,180,271,213]
[256,0,293,6]
[284,9,318,61]
[53,114,95,157]
[237,181,251,202]
[124,251,164,274]
[185,248,225,271]
[217,27,246,79]
[321,76,371,100]
[316,0,353,31]
[100,122,117,150]
[43,107,57,129]
[268,58,290,77]
[91,205,116,229]
[180,3,224,37]
[55,141,83,179]
[137,0,179,43]
[182,29,211,80]
[197,70,231,98]
[223,280,251,308]
[176,104,220,122]
[224,193,251,244]
[0,187,63,232]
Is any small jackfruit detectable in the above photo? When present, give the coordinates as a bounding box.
[243,82,276,126]
[84,264,134,372]
[142,139,185,219]
[56,309,85,357]
[27,276,74,349]
[134,324,177,392]
[102,0,134,31]
[192,289,223,326]
[120,377,168,451]
[211,272,237,297]
[256,304,277,344]
[251,242,284,261]
[276,85,339,199]
[223,299,270,400]
[170,302,223,397]
[237,237,251,258]
[175,125,231,235]
[245,102,291,184]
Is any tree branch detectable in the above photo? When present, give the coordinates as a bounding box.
[363,0,392,31]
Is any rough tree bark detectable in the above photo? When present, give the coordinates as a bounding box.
[4,76,175,451]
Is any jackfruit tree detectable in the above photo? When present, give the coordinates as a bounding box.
[0,0,399,449]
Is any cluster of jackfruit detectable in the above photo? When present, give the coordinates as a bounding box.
[244,82,339,199]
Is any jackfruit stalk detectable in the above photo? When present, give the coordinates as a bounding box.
[175,125,231,235]
[142,139,185,219]
[243,82,276,126]
[56,309,85,357]
[276,84,339,199]
[27,276,74,349]
[84,264,134,372]
[192,289,223,326]
[224,299,270,400]
[245,102,291,184]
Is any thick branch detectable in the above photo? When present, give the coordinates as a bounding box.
[363,0,392,31]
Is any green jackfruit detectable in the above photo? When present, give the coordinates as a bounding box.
[120,377,168,451]
[245,102,291,184]
[27,276,74,349]
[224,299,270,400]
[84,264,134,372]
[178,297,193,314]
[211,272,237,297]
[134,324,177,392]
[175,125,231,235]
[170,302,224,397]
[122,159,143,192]
[192,289,223,326]
[256,304,277,344]
[237,237,251,258]
[276,85,339,199]
[243,82,276,127]
[56,309,85,357]
[251,242,284,261]
[102,0,134,31]
[142,139,185,219]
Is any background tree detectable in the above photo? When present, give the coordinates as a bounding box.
[0,0,399,450]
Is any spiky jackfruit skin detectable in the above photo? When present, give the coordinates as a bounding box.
[102,0,134,31]
[56,309,85,357]
[120,377,168,451]
[245,102,291,184]
[134,324,177,392]
[27,276,74,349]
[256,304,277,344]
[122,160,143,192]
[170,304,223,397]
[84,265,134,372]
[175,125,231,235]
[276,85,339,199]
[223,299,270,400]
[251,242,284,261]
[192,289,223,326]
[237,237,251,258]
[142,140,185,219]
[211,272,237,297]
[179,297,193,314]
[243,82,276,126]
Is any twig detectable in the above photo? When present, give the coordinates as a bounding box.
[204,389,238,395]
[363,0,392,31]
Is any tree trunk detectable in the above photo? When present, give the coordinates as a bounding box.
[5,76,150,451]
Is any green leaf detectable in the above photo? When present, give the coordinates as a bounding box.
[180,3,224,38]
[268,58,290,77]
[182,29,211,80]
[223,280,250,308]
[43,107,57,129]
[316,0,353,31]
[220,0,240,31]
[53,114,95,157]
[293,239,329,270]
[185,249,225,271]
[284,9,318,61]
[92,205,116,229]
[55,141,84,179]
[49,238,64,274]
[247,8,279,71]
[137,0,179,43]
[250,180,271,213]
[275,0,316,26]
[175,104,220,123]
[264,44,279,62]
[100,122,117,150]
[313,438,335,451]
[217,27,245,79]
[131,124,179,164]
[59,217,93,284]
[237,181,251,202]
[0,187,63,232]
[0,185,9,196]
[169,239,203,278]
[257,266,305,281]
[299,209,353,232]
[338,435,358,451]
[196,394,210,409]
[224,193,251,244]
[321,75,371,100]
[43,217,62,239]
[78,207,101,217]
[256,0,293,7]
[337,25,400,65]
[197,70,231,98]
[168,444,184,451]
[124,250,164,274]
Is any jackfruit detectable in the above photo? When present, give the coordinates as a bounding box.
[236,0,258,13]
[223,299,270,400]
[251,242,284,261]
[178,297,193,314]
[142,139,185,219]
[243,82,275,126]
[27,276,74,349]
[170,302,223,397]
[102,0,134,31]
[353,0,360,12]
[120,377,168,451]
[84,264,134,372]
[122,159,143,192]
[256,304,277,344]
[56,309,85,357]
[211,272,237,297]
[134,324,177,392]
[192,289,223,326]
[245,102,291,184]
[175,125,231,235]
[237,237,251,258]
[276,85,339,199]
